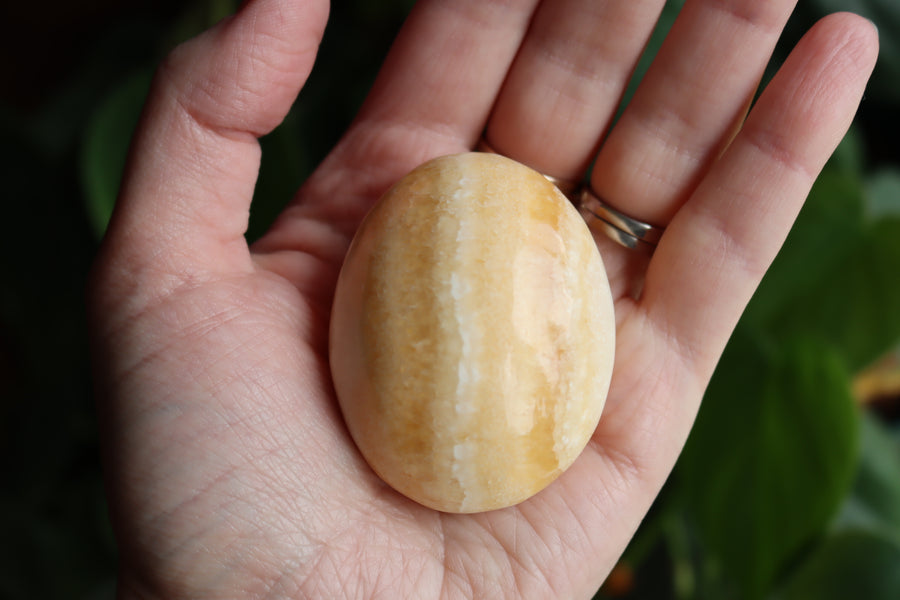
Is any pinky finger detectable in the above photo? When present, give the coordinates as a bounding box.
[641,13,878,381]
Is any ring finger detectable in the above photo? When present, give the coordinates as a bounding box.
[483,0,667,182]
[590,0,798,227]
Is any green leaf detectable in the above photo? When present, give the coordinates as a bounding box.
[866,168,900,219]
[744,168,865,327]
[677,333,860,599]
[768,217,900,371]
[772,530,900,600]
[826,125,866,177]
[745,162,900,371]
[79,70,152,238]
[836,414,900,541]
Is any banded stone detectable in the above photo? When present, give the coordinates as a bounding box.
[329,152,615,513]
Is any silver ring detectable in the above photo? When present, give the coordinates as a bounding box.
[579,187,664,251]
[476,138,581,200]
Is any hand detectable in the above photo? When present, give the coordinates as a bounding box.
[88,1,877,597]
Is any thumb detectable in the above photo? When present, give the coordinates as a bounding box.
[96,0,329,293]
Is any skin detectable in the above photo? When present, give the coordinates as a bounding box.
[87,0,878,598]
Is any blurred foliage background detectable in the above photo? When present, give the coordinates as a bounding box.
[0,0,898,598]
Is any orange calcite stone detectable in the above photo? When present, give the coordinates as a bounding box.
[329,152,615,513]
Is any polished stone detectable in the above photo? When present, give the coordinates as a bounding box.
[330,152,615,513]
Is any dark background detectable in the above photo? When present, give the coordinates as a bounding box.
[1,1,898,598]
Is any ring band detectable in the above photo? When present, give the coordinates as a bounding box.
[476,136,664,252]
[579,187,663,250]
[476,138,581,199]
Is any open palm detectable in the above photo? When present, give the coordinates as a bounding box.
[88,0,877,598]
